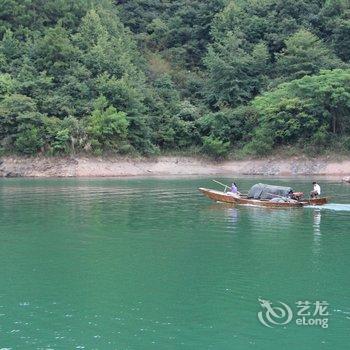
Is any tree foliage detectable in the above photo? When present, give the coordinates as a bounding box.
[276,29,344,81]
[0,0,349,159]
[246,69,350,154]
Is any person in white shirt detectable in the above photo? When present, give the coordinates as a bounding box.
[310,181,321,198]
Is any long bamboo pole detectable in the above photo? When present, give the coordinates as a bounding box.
[212,179,230,192]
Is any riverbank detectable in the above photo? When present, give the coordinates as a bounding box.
[1,155,350,178]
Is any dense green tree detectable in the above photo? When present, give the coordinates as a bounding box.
[44,115,85,155]
[0,0,91,36]
[318,0,350,62]
[246,69,350,155]
[276,29,344,81]
[207,0,348,106]
[145,74,202,151]
[0,93,44,152]
[201,136,230,159]
[205,32,269,107]
[211,0,323,54]
[85,97,130,154]
[198,105,259,146]
[119,0,225,67]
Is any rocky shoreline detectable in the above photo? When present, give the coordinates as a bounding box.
[1,156,350,178]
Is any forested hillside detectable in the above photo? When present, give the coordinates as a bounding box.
[0,0,349,158]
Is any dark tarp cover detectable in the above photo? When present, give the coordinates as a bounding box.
[247,183,293,200]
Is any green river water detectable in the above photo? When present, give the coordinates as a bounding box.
[0,177,349,350]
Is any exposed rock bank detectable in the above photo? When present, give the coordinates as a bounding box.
[0,156,350,178]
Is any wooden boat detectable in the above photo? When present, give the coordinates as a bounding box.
[300,197,328,205]
[198,188,303,208]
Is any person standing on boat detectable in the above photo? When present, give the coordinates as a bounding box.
[310,181,321,198]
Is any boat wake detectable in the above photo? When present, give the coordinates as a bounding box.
[304,203,350,212]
